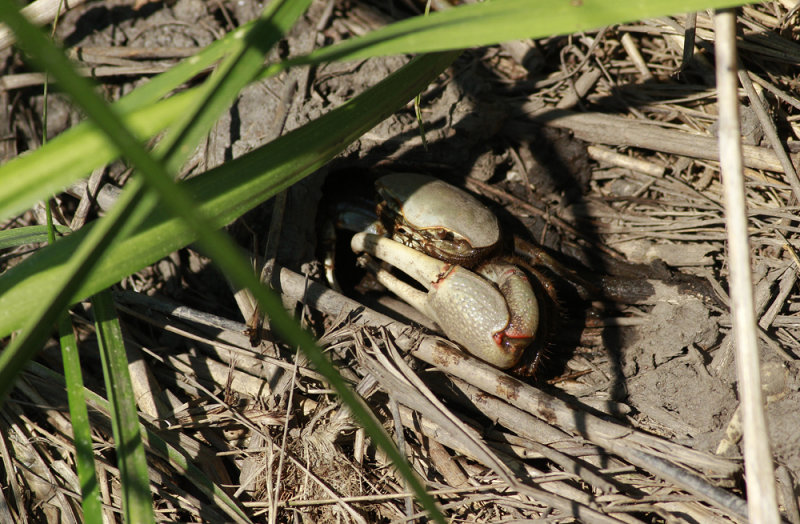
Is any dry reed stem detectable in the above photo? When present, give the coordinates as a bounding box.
[713,9,779,524]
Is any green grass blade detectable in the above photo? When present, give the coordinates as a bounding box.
[0,224,71,248]
[294,0,755,63]
[91,290,155,524]
[58,313,103,524]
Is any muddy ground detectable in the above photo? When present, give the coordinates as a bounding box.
[2,0,800,522]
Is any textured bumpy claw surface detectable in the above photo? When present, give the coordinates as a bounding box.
[376,173,501,266]
[351,232,534,369]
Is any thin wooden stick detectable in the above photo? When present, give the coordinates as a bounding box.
[714,9,779,524]
[513,109,784,172]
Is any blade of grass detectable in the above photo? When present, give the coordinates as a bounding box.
[92,289,155,524]
[0,224,70,248]
[58,314,103,524]
[46,2,104,512]
[288,0,755,64]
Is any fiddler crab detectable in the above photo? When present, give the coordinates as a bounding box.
[337,173,561,376]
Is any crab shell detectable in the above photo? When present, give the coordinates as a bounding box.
[351,233,538,369]
[376,173,501,267]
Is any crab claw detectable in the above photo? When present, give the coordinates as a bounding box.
[351,232,536,369]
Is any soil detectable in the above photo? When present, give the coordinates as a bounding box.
[2,0,800,522]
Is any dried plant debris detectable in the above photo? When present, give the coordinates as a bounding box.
[3,0,800,522]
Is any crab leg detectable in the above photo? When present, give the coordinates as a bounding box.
[351,231,450,291]
[357,255,430,315]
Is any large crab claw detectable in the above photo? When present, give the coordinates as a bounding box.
[351,232,538,369]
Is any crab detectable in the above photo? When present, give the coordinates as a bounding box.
[348,173,560,375]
